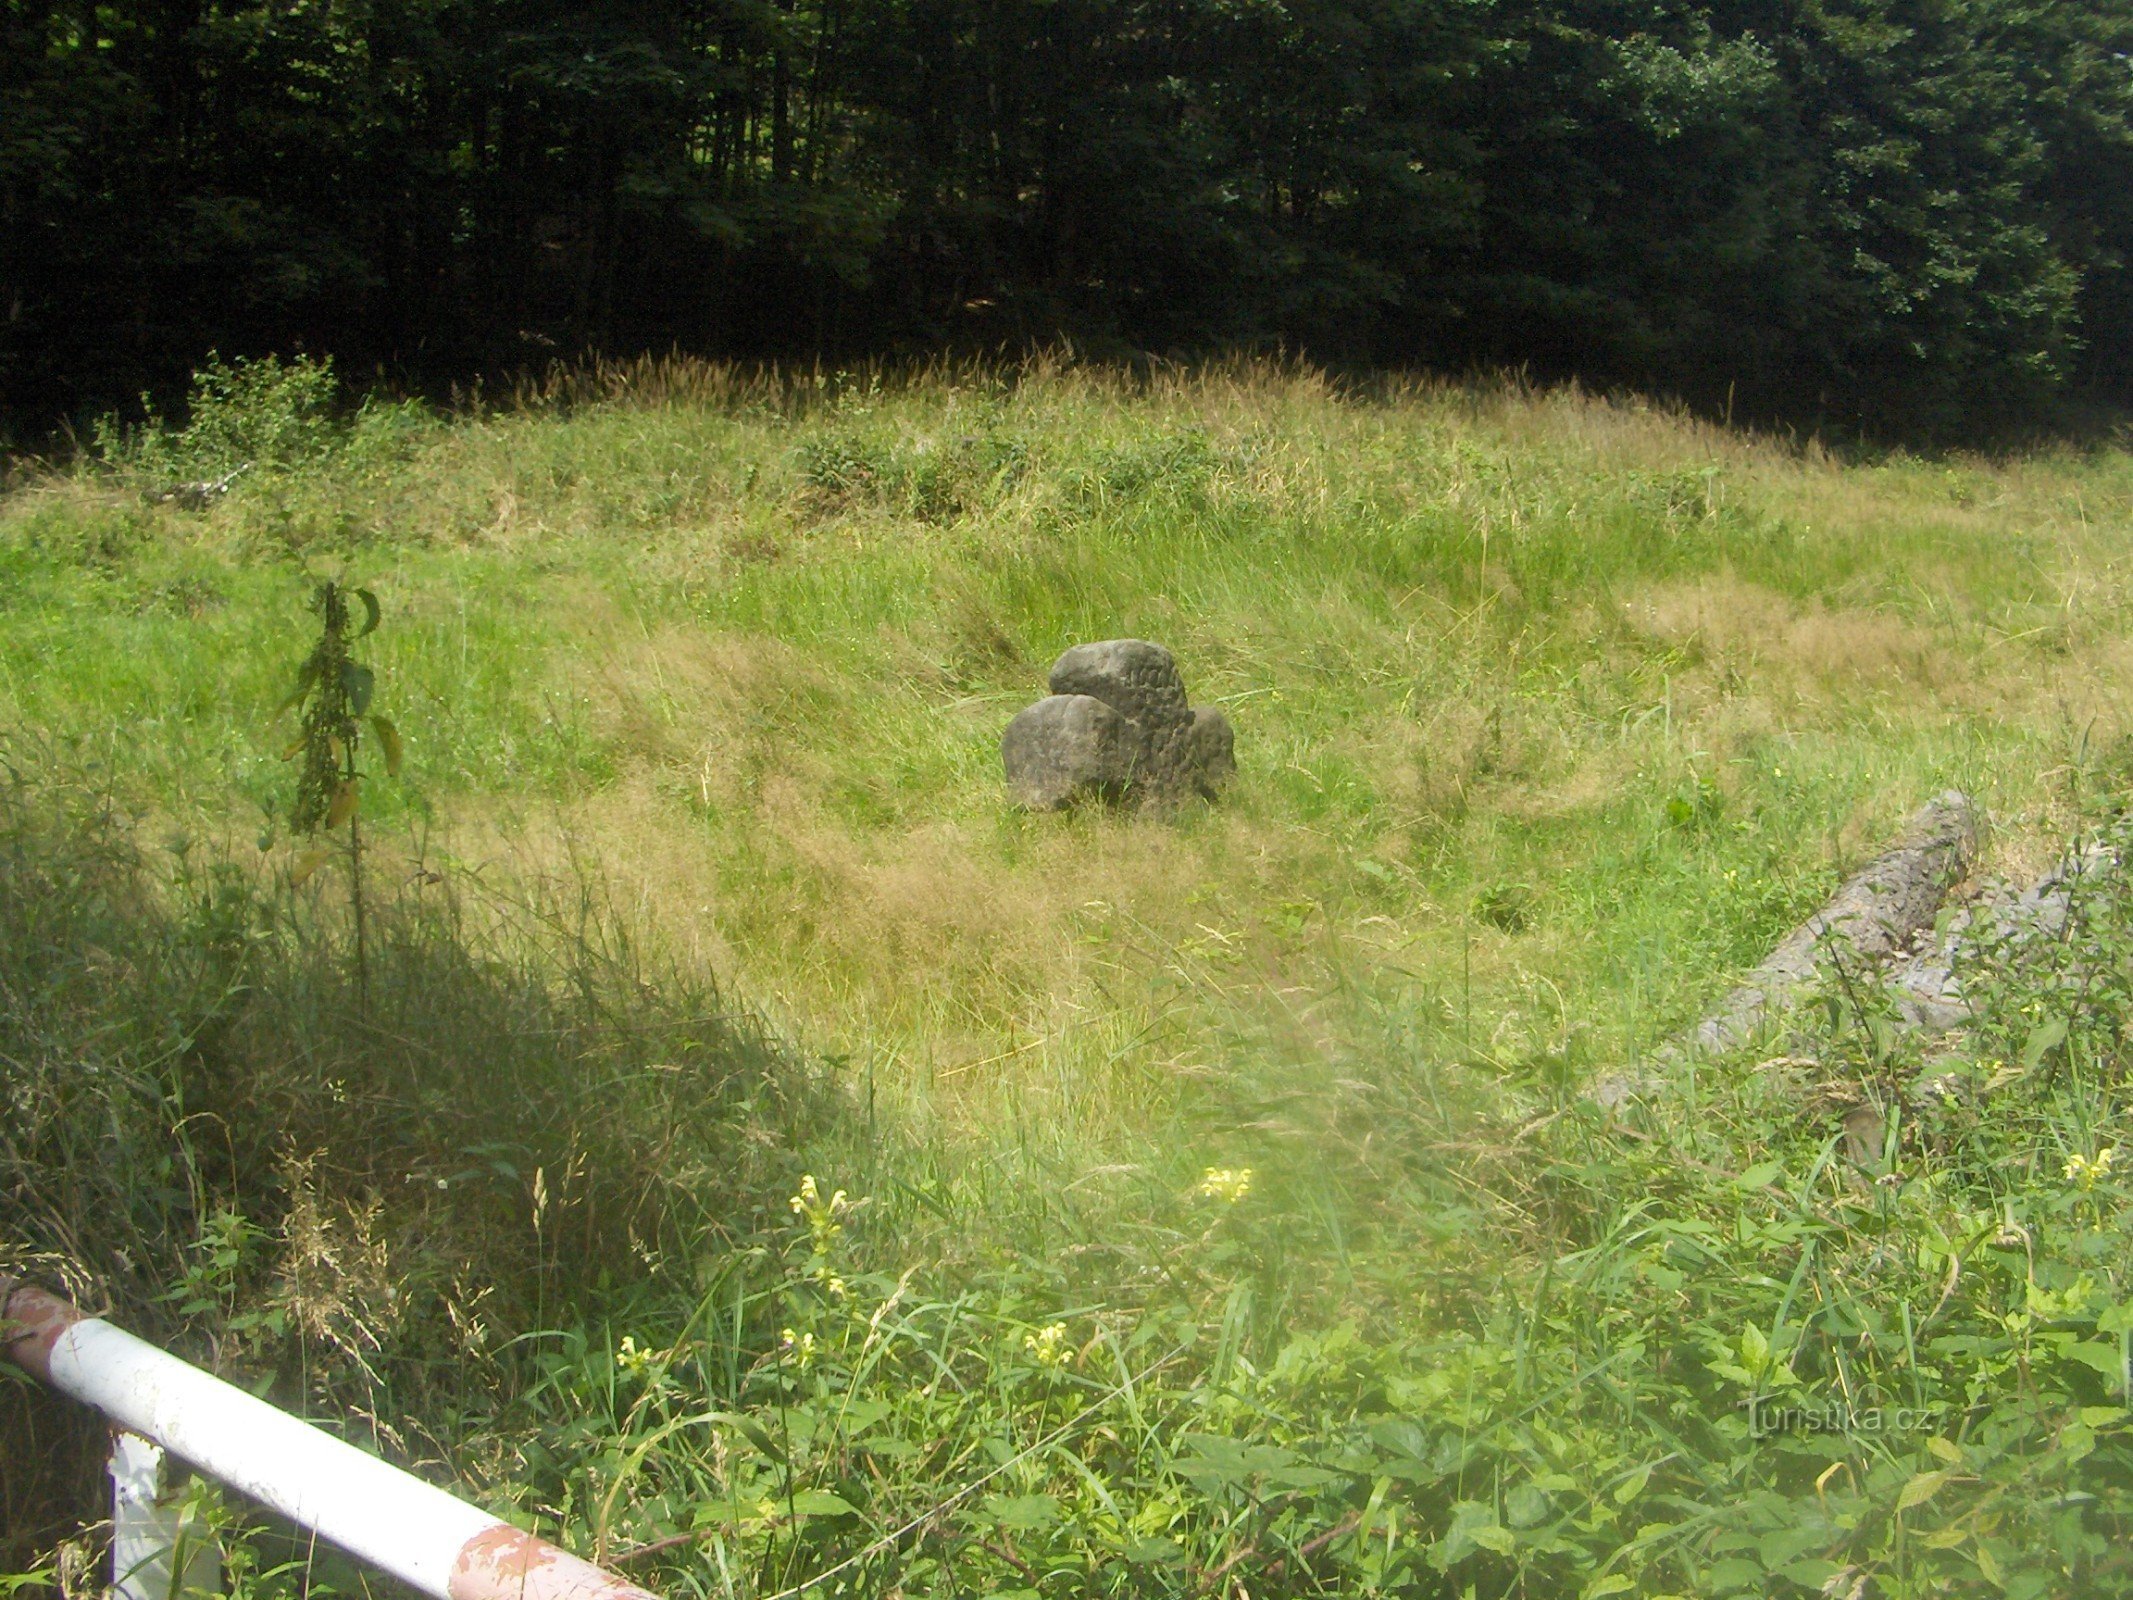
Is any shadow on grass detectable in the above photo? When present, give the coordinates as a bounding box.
[0,751,837,1574]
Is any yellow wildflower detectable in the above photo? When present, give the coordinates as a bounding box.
[789,1173,854,1253]
[1024,1322,1071,1369]
[2065,1147,2119,1192]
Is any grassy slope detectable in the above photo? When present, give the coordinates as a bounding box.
[5,362,2130,1148]
[7,360,2133,1597]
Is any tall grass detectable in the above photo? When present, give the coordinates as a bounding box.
[0,751,830,1570]
[5,354,2133,1595]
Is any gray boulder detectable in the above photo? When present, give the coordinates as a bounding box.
[1002,694,1136,809]
[1050,640,1192,733]
[1178,706,1237,797]
[1003,639,1236,809]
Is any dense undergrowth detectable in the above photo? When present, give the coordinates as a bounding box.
[4,357,2133,1597]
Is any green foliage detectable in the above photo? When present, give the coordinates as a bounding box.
[7,2,2133,437]
[794,421,1030,523]
[281,579,399,996]
[95,355,342,481]
[8,368,2133,1595]
[285,580,391,840]
[169,355,342,474]
[466,840,2133,1599]
[0,756,820,1579]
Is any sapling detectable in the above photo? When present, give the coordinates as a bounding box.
[282,580,402,1002]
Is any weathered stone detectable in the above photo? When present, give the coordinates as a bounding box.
[1594,790,1982,1108]
[1177,706,1236,797]
[1885,837,2119,1033]
[1681,789,1982,1057]
[1049,640,1191,732]
[1003,640,1235,809]
[1002,694,1135,809]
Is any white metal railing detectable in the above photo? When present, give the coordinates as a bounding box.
[2,1278,661,1600]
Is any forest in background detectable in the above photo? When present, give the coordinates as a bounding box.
[8,0,2133,441]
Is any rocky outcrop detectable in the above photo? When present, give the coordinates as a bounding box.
[1594,791,1983,1107]
[1685,790,1983,1056]
[1003,639,1235,809]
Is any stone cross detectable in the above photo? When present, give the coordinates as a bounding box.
[1001,639,1236,809]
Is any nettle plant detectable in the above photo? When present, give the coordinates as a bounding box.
[282,581,402,996]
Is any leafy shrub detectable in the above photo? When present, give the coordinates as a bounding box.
[95,354,342,479]
[793,427,1028,521]
[793,430,892,505]
[176,354,340,471]
[1078,426,1227,509]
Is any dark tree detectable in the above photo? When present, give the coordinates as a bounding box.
[3,0,2131,439]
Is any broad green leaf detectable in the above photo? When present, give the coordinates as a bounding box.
[2066,1340,2122,1377]
[342,662,375,715]
[1896,1470,1951,1511]
[732,1416,785,1464]
[1926,1436,1963,1465]
[355,588,381,637]
[1467,1523,1515,1555]
[1757,1525,1826,1568]
[1119,1537,1184,1566]
[1976,1542,2003,1584]
[1739,1322,1770,1374]
[1505,1482,1552,1528]
[1734,1162,1783,1190]
[1781,1560,1842,1590]
[1263,1465,1344,1491]
[1613,1463,1652,1504]
[1704,1557,1760,1591]
[2021,1016,2067,1073]
[276,657,320,715]
[1582,1578,1635,1599]
[788,1489,856,1518]
[975,1493,1060,1532]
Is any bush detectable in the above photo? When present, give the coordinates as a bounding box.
[94,354,342,480]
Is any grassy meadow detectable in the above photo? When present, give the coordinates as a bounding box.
[4,357,2133,1598]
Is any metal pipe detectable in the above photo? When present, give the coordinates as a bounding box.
[2,1279,662,1600]
[110,1431,222,1600]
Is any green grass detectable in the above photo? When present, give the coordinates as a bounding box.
[4,355,2132,1597]
[13,360,2133,1130]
